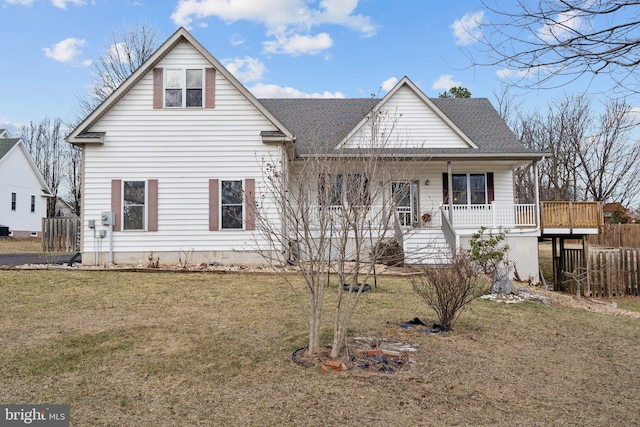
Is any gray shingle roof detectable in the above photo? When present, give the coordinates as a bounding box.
[258,98,380,154]
[0,138,19,161]
[258,97,542,158]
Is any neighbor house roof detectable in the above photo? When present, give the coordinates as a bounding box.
[0,138,20,160]
[0,138,53,196]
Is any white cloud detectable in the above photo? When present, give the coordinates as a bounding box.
[432,75,462,91]
[106,42,133,64]
[249,83,345,98]
[496,65,550,80]
[223,56,266,82]
[627,107,640,125]
[0,118,23,136]
[170,0,377,56]
[380,77,398,92]
[5,0,34,4]
[537,10,581,42]
[81,58,92,67]
[495,68,531,79]
[51,0,86,9]
[43,38,86,62]
[451,11,484,46]
[230,33,244,46]
[263,33,333,56]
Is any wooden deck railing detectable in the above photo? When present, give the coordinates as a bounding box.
[540,201,603,232]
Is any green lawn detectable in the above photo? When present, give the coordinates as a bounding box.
[1,270,640,426]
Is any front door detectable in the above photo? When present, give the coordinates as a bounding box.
[392,181,418,227]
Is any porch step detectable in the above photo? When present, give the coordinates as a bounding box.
[403,229,453,265]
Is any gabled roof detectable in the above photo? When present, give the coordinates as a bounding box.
[0,138,53,196]
[67,27,294,144]
[260,78,544,160]
[0,129,9,138]
[335,77,478,150]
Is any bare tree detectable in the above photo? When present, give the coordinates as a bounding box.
[470,1,640,96]
[76,22,161,119]
[574,99,640,204]
[254,107,430,357]
[20,117,67,217]
[511,93,640,204]
[513,94,588,202]
[65,145,82,216]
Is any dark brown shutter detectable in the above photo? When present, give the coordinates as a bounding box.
[111,179,122,232]
[245,179,255,231]
[209,179,219,231]
[153,68,163,109]
[205,68,216,109]
[148,179,158,231]
[487,173,495,203]
[442,173,449,204]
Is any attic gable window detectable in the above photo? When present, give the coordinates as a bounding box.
[165,69,203,108]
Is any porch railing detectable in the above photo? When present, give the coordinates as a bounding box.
[540,201,603,232]
[442,203,537,229]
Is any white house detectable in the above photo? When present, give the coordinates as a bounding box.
[67,28,552,281]
[0,130,52,238]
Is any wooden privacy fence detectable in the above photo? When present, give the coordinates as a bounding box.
[561,248,640,298]
[592,223,640,248]
[42,217,80,252]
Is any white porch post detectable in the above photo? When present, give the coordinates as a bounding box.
[447,161,453,224]
[534,161,540,229]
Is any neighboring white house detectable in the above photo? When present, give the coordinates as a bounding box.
[67,27,547,281]
[0,130,52,238]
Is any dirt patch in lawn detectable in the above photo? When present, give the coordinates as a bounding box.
[520,283,640,319]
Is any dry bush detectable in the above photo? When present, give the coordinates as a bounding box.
[410,251,490,326]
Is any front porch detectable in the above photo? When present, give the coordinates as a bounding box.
[402,201,603,283]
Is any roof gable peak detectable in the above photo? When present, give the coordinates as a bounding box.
[67,27,293,144]
[336,76,479,150]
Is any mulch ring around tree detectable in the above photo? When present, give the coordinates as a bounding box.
[291,337,421,379]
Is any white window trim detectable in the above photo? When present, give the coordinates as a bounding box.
[164,68,204,109]
[122,180,148,232]
[220,179,246,231]
[452,172,488,205]
[30,195,35,213]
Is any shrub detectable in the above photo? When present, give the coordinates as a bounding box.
[466,226,510,275]
[410,251,490,327]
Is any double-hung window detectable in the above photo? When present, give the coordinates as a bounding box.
[123,181,146,230]
[165,69,203,108]
[451,173,487,205]
[30,195,35,213]
[221,180,243,229]
[11,192,16,211]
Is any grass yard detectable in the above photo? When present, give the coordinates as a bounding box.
[0,238,45,254]
[1,270,640,426]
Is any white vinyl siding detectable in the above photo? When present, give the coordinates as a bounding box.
[343,85,472,149]
[0,143,47,233]
[82,41,283,254]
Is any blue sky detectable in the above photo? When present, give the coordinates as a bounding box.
[0,0,632,135]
